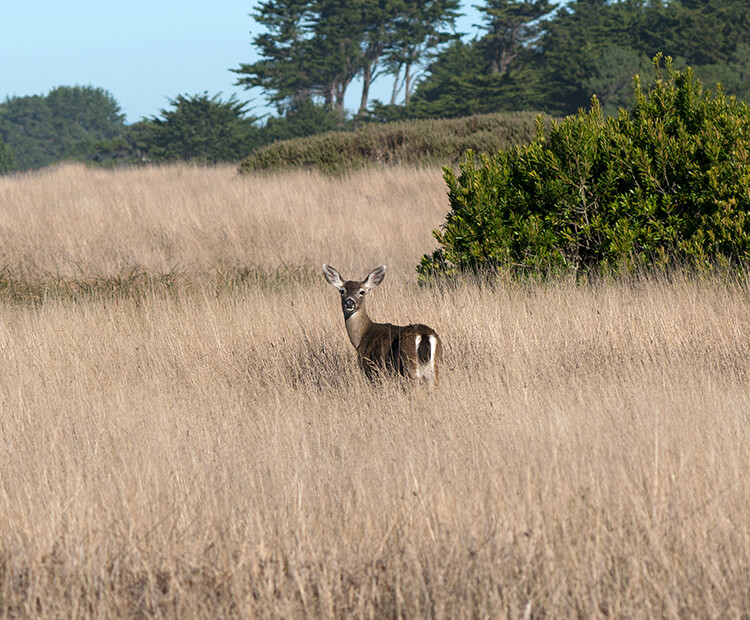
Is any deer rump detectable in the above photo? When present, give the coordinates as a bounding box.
[356,322,441,382]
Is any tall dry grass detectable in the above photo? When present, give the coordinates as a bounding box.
[0,163,445,282]
[0,164,749,618]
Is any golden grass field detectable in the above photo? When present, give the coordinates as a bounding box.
[1,163,749,618]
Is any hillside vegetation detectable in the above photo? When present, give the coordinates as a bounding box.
[0,164,749,617]
[239,111,545,174]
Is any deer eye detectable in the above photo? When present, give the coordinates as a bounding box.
[359,290,365,296]
[340,290,345,296]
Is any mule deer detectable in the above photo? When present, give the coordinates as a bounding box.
[322,264,442,386]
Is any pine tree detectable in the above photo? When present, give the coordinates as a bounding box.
[233,0,315,114]
[135,93,259,163]
[476,0,554,76]
[384,0,461,105]
[235,0,461,117]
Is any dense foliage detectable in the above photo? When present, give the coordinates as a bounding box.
[381,0,750,120]
[239,111,544,174]
[0,85,125,169]
[130,93,260,164]
[260,99,346,144]
[419,58,750,279]
[0,140,14,172]
[233,0,461,116]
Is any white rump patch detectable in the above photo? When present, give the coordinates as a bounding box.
[416,335,437,385]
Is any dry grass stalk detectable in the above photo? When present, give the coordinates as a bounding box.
[0,164,748,617]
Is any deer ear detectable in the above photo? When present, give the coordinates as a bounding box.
[322,264,345,290]
[363,265,386,291]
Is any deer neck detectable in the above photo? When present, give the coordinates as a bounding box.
[345,308,373,350]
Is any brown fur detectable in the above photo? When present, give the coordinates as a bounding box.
[323,264,442,386]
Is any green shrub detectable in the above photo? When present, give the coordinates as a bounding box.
[419,56,750,280]
[238,112,546,175]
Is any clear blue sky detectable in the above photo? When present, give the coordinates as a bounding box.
[0,1,484,124]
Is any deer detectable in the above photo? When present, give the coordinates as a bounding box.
[322,264,442,387]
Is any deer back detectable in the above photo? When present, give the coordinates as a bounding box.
[357,321,442,381]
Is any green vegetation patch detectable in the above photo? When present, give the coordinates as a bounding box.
[238,111,546,175]
[0,264,316,307]
[0,86,126,170]
[420,57,750,281]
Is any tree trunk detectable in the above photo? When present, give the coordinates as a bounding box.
[390,64,402,105]
[334,78,348,113]
[404,61,413,105]
[498,48,517,75]
[324,82,335,109]
[358,63,373,116]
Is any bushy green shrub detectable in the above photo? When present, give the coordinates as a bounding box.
[238,112,546,175]
[419,56,750,280]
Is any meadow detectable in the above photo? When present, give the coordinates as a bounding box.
[0,163,749,618]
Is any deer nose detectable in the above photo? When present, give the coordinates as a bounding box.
[343,298,356,312]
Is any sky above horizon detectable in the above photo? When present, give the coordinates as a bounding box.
[1,1,484,124]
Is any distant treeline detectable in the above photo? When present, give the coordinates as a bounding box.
[0,89,353,171]
[1,0,748,171]
[0,86,126,171]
